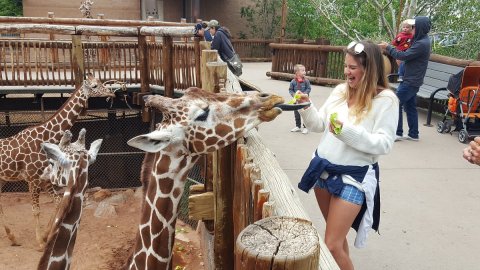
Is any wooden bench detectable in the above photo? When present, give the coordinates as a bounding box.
[389,60,464,126]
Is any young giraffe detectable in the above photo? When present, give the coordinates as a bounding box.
[37,128,102,270]
[124,87,284,269]
[0,74,115,248]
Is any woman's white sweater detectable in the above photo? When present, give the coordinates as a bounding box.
[300,83,399,166]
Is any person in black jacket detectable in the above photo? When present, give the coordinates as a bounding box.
[207,19,242,76]
[379,16,432,142]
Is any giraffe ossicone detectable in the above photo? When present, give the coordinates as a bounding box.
[124,87,284,270]
[38,128,103,270]
[0,74,114,249]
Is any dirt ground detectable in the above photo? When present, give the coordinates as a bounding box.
[0,189,204,270]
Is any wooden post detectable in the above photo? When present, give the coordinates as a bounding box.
[235,216,320,270]
[255,189,270,222]
[97,14,110,67]
[200,50,218,220]
[200,41,211,51]
[205,62,227,93]
[201,50,218,90]
[204,60,234,270]
[262,201,275,219]
[71,35,85,89]
[251,179,264,222]
[180,18,187,42]
[194,37,201,87]
[317,38,330,77]
[147,16,156,42]
[233,143,248,240]
[138,35,151,122]
[162,36,174,97]
[47,12,58,67]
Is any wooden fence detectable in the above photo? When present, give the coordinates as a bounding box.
[267,42,480,86]
[231,39,272,62]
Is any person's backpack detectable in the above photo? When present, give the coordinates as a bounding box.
[226,53,243,76]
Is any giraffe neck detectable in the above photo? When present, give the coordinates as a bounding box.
[40,84,88,143]
[128,152,199,270]
[38,158,89,270]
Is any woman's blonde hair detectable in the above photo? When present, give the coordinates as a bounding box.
[343,40,389,123]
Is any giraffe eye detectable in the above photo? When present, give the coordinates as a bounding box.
[195,107,210,121]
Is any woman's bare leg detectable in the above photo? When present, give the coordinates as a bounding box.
[324,197,361,270]
[314,187,331,220]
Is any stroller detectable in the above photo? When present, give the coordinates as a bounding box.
[436,66,480,143]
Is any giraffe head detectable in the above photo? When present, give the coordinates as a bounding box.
[40,128,102,189]
[127,87,284,155]
[38,128,102,270]
[83,73,117,98]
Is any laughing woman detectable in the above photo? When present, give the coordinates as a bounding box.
[294,40,399,270]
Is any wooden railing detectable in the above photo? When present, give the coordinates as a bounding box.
[0,39,198,90]
[268,43,346,85]
[231,39,273,62]
[267,42,480,86]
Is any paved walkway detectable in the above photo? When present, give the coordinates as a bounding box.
[241,62,480,270]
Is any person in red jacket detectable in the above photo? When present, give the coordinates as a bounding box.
[391,19,415,81]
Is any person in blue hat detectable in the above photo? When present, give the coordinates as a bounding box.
[194,22,213,41]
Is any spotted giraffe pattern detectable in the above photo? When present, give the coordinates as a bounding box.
[0,74,115,248]
[37,128,103,270]
[124,87,284,269]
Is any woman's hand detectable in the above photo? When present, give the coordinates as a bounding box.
[329,118,343,134]
[463,137,480,165]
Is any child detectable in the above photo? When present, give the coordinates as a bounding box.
[391,19,414,81]
[289,64,311,134]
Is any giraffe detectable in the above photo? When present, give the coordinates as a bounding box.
[37,128,103,270]
[124,87,284,269]
[0,73,115,248]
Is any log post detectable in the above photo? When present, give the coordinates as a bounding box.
[97,14,110,67]
[205,61,234,270]
[138,35,150,122]
[180,18,187,42]
[162,36,174,98]
[147,16,156,42]
[317,38,330,77]
[235,216,320,270]
[47,12,58,67]
[233,143,248,240]
[201,50,218,91]
[194,37,201,87]
[201,50,219,232]
[205,62,227,93]
[251,179,264,222]
[200,40,211,51]
[71,35,85,89]
[262,201,275,219]
[255,189,270,222]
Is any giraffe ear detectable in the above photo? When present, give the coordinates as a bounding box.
[127,130,172,153]
[88,139,103,165]
[40,143,72,168]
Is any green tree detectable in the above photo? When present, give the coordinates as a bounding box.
[307,0,480,59]
[241,0,480,59]
[0,0,22,16]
